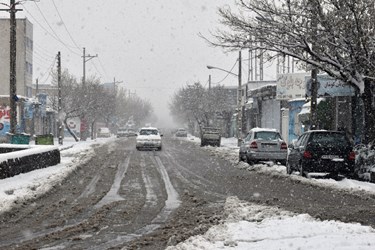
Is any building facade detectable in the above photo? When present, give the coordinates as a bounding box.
[0,18,33,97]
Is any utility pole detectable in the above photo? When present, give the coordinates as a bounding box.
[208,74,211,90]
[310,2,319,130]
[237,50,243,146]
[57,51,63,145]
[81,47,97,140]
[0,1,22,134]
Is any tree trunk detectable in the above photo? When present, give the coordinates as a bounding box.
[362,79,375,144]
[64,117,79,142]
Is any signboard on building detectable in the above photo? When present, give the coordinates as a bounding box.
[276,73,307,100]
[0,106,11,136]
[305,74,355,97]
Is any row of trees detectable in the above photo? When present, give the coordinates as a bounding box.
[50,69,153,141]
[169,83,235,136]
[205,0,375,142]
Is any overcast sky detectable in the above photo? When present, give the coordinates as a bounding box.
[1,0,275,128]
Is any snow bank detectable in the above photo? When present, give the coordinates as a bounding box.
[168,197,375,250]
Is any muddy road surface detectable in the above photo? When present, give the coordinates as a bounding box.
[1,135,375,249]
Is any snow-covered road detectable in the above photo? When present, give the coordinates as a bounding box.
[1,136,375,249]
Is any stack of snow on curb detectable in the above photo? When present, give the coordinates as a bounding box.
[168,196,375,250]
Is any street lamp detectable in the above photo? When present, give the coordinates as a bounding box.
[207,50,243,146]
[206,65,238,77]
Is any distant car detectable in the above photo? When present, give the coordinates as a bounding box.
[239,128,287,165]
[117,127,128,138]
[175,128,188,137]
[97,127,111,138]
[136,127,162,150]
[200,127,221,147]
[287,130,355,178]
[126,129,138,137]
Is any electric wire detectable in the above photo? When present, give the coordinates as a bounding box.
[211,60,238,85]
[91,61,104,80]
[97,57,109,80]
[38,55,57,84]
[51,0,80,50]
[22,4,80,56]
[32,2,79,53]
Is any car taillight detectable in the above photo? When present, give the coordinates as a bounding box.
[281,142,287,150]
[348,151,355,161]
[303,151,312,159]
[250,141,258,149]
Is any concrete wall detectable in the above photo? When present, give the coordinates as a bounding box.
[0,145,60,179]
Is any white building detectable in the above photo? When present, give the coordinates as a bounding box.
[0,18,33,97]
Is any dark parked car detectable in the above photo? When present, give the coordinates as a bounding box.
[287,130,355,178]
[239,128,287,165]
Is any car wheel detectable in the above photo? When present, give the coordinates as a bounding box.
[246,155,254,165]
[299,162,308,177]
[158,146,162,151]
[201,140,205,147]
[239,152,245,162]
[286,162,293,175]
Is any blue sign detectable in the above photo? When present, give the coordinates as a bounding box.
[38,93,47,116]
[305,75,355,97]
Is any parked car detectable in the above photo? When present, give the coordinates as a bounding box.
[136,127,162,150]
[239,128,287,165]
[200,127,221,147]
[97,127,111,138]
[287,130,355,178]
[175,128,188,137]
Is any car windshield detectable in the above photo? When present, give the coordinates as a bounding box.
[139,129,158,135]
[254,131,281,140]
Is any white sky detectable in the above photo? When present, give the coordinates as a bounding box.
[0,0,258,128]
[1,137,375,249]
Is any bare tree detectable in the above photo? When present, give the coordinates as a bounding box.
[169,83,235,136]
[207,0,375,142]
[115,88,154,128]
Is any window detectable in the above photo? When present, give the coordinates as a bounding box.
[254,131,281,140]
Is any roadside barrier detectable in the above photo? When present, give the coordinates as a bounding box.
[0,145,61,179]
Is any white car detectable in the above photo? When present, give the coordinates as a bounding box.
[136,127,162,150]
[97,127,111,138]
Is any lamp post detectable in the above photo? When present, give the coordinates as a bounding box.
[207,50,243,146]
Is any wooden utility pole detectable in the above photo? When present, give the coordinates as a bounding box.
[57,51,63,145]
[310,2,319,130]
[0,1,23,134]
[81,47,97,141]
[9,0,17,134]
[208,74,211,90]
[237,50,243,146]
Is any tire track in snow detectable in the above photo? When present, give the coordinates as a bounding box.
[94,156,130,209]
[94,154,181,249]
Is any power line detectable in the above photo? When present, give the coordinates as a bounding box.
[51,0,80,50]
[211,60,238,85]
[33,2,80,54]
[97,57,109,80]
[39,55,57,84]
[22,4,81,56]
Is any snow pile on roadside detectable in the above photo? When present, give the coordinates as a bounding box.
[168,196,375,250]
